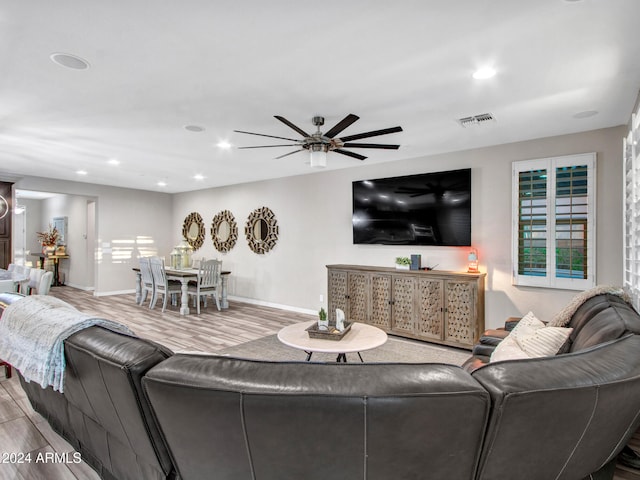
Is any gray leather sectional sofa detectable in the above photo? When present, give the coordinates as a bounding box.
[2,291,640,480]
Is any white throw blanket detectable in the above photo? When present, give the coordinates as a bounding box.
[0,296,134,392]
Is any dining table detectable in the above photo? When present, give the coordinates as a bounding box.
[133,266,231,315]
[0,268,29,293]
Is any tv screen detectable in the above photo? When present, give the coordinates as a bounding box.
[352,169,471,246]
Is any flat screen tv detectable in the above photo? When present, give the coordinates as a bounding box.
[352,168,471,246]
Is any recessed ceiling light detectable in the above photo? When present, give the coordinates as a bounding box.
[157,181,167,187]
[50,53,90,70]
[76,170,88,175]
[217,140,232,149]
[184,125,205,133]
[194,174,205,180]
[108,158,120,166]
[473,67,496,80]
[573,110,598,119]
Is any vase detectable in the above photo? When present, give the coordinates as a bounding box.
[43,246,56,256]
[317,319,329,331]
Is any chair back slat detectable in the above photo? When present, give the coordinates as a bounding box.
[139,257,154,287]
[149,257,168,287]
[199,260,221,288]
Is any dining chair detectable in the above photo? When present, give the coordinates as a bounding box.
[36,271,54,295]
[27,268,45,295]
[138,257,155,306]
[187,259,222,314]
[149,256,182,312]
[14,265,31,294]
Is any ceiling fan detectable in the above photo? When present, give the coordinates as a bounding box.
[234,114,402,168]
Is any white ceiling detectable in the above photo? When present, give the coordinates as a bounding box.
[1,0,639,194]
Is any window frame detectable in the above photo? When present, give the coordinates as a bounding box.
[512,153,597,290]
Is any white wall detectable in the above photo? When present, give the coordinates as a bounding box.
[13,177,173,294]
[172,125,625,328]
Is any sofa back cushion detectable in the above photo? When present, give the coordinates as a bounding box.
[144,356,490,480]
[20,326,174,480]
[566,294,640,352]
[472,334,640,480]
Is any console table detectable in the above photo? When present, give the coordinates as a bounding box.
[326,264,486,350]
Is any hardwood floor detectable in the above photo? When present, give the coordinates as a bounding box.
[0,286,639,479]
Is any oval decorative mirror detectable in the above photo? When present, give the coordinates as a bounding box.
[211,210,238,253]
[182,212,205,250]
[245,206,279,254]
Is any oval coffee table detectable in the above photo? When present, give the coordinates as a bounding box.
[277,320,387,362]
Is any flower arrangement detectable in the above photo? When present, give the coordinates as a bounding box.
[36,224,59,247]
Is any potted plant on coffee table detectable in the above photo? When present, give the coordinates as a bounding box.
[318,307,329,331]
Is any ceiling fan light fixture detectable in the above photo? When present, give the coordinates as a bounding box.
[309,144,327,168]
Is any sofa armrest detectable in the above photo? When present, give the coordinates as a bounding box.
[504,316,522,331]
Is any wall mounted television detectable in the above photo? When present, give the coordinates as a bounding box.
[352,168,471,246]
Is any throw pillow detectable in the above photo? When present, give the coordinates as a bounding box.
[490,311,573,363]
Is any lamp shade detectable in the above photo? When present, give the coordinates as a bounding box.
[309,144,327,168]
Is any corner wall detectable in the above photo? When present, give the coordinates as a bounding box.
[13,177,173,294]
[172,126,625,327]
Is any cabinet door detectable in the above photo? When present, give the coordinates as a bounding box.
[444,281,476,347]
[347,272,368,324]
[391,275,415,335]
[369,274,391,329]
[416,278,444,341]
[328,270,348,323]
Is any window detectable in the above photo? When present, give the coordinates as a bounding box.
[512,153,596,290]
[624,108,640,311]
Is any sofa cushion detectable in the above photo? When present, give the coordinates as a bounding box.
[19,326,174,480]
[566,294,640,352]
[490,312,572,362]
[144,356,490,480]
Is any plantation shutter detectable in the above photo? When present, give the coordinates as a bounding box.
[624,109,640,311]
[512,153,596,290]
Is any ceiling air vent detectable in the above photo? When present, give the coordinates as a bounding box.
[457,113,495,128]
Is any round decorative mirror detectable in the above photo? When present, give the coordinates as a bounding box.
[182,212,205,250]
[245,207,278,254]
[211,210,238,253]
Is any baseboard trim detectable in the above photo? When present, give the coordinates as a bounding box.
[94,289,136,297]
[227,295,316,316]
[63,283,95,292]
[86,289,315,315]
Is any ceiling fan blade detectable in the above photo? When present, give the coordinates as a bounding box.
[274,116,311,137]
[234,130,301,142]
[339,126,403,142]
[333,149,367,161]
[275,149,305,160]
[342,143,400,150]
[324,114,360,138]
[238,144,301,149]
